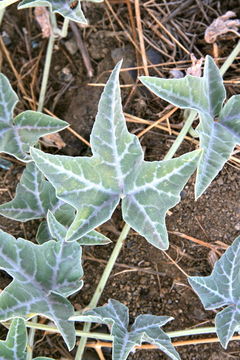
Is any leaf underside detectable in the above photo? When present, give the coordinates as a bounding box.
[71,299,180,360]
[188,235,240,348]
[31,61,200,250]
[0,230,84,350]
[0,74,68,162]
[140,56,240,198]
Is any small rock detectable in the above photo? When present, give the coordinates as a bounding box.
[1,31,11,46]
[64,38,78,55]
[235,222,240,231]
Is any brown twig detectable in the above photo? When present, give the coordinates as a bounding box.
[70,21,94,78]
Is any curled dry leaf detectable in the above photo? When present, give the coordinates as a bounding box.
[41,133,66,149]
[186,54,203,77]
[34,6,52,38]
[204,11,240,43]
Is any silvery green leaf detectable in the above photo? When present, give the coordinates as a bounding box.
[188,235,240,348]
[0,158,12,170]
[0,162,74,222]
[0,318,27,360]
[0,318,54,359]
[70,299,180,360]
[140,56,240,198]
[0,229,83,350]
[36,220,51,244]
[18,0,88,24]
[47,210,111,245]
[122,151,200,249]
[31,61,200,250]
[0,74,68,162]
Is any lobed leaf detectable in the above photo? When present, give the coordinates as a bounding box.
[188,235,240,348]
[0,163,110,245]
[0,318,27,360]
[0,74,68,162]
[140,56,240,198]
[31,61,200,250]
[0,318,54,359]
[70,299,180,360]
[0,229,84,350]
[47,210,110,245]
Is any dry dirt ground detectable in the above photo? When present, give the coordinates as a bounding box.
[0,0,240,359]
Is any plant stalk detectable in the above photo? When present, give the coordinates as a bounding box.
[60,17,70,38]
[74,223,131,359]
[37,31,55,112]
[164,110,197,161]
[26,316,38,360]
[18,320,226,341]
[219,40,240,76]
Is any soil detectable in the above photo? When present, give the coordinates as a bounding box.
[0,0,240,359]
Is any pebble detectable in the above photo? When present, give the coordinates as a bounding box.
[64,38,78,55]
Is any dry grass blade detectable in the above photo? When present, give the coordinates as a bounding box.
[134,0,149,75]
[137,106,178,138]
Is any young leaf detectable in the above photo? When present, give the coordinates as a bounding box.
[47,210,110,245]
[0,318,27,360]
[70,299,180,360]
[0,74,68,162]
[188,235,240,348]
[0,163,109,245]
[140,56,240,198]
[0,162,74,222]
[31,61,200,250]
[0,229,83,350]
[18,0,94,24]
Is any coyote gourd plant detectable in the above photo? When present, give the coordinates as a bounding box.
[140,55,240,198]
[0,55,239,359]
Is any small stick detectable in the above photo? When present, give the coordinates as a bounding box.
[146,9,190,55]
[135,0,149,75]
[70,21,94,78]
[137,106,178,138]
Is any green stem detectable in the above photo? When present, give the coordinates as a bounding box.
[75,223,131,359]
[37,14,70,112]
[220,40,240,76]
[164,110,197,161]
[37,31,55,112]
[26,316,38,360]
[60,18,70,38]
[11,320,227,341]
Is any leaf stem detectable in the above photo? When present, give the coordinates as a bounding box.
[164,110,197,161]
[26,316,38,360]
[74,223,131,359]
[219,40,240,76]
[17,320,224,341]
[37,28,55,112]
[59,18,70,38]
